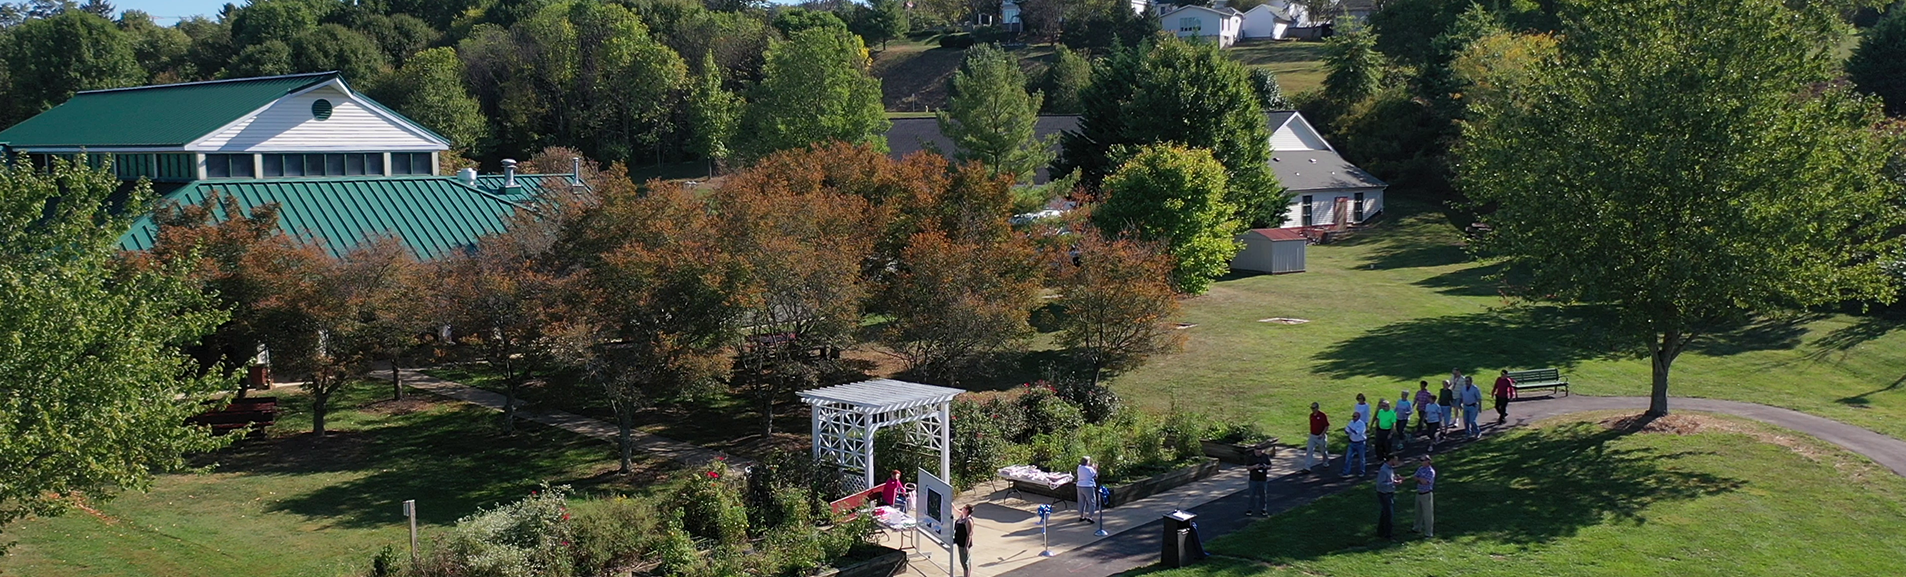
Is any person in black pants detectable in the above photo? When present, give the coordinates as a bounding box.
[955,504,975,577]
[1375,455,1400,541]
[1245,447,1273,515]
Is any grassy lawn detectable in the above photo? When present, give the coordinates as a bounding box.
[1107,197,1906,445]
[0,384,672,577]
[1226,40,1328,97]
[1127,412,1906,577]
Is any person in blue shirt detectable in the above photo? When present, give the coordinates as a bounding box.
[1409,455,1437,538]
[1460,378,1485,440]
[1375,455,1401,541]
[1394,391,1414,452]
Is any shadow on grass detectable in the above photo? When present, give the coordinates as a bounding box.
[235,404,635,528]
[1162,420,1742,567]
[1311,305,1631,380]
[1228,41,1328,65]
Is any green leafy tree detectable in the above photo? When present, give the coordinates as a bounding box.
[1053,229,1184,385]
[1059,0,1155,51]
[1320,21,1385,109]
[288,24,388,84]
[1457,0,1906,416]
[771,7,846,36]
[1,9,142,126]
[226,39,292,78]
[736,26,889,162]
[686,52,742,171]
[1,155,229,537]
[1249,68,1292,110]
[1092,144,1242,294]
[229,0,318,48]
[349,13,441,63]
[1056,38,1285,227]
[119,10,192,82]
[1041,45,1092,114]
[573,1,687,165]
[853,0,909,51]
[937,43,1054,183]
[1850,7,1906,116]
[385,46,485,151]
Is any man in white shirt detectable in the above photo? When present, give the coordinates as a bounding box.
[1340,412,1368,476]
[1352,393,1371,423]
[1076,456,1100,523]
[1460,378,1484,440]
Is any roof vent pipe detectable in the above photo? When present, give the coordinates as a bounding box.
[501,159,518,188]
[571,157,583,186]
[457,167,477,187]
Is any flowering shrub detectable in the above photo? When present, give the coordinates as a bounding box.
[1051,376,1122,424]
[672,462,750,547]
[433,484,577,577]
[1018,385,1085,442]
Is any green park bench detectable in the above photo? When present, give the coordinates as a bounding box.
[1504,368,1570,398]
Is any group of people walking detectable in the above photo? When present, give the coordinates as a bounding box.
[1304,369,1518,477]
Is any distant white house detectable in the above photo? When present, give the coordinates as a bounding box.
[1264,111,1388,229]
[1240,4,1294,39]
[1000,1,1021,30]
[1160,5,1244,48]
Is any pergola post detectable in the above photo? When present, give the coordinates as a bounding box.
[938,402,951,482]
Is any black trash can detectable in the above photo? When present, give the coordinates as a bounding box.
[1161,510,1205,567]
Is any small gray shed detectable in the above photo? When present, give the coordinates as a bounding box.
[1231,228,1307,274]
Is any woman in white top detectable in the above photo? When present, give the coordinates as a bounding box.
[1076,456,1100,523]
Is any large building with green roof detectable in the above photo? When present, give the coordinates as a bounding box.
[0,71,579,260]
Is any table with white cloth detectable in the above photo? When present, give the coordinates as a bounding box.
[996,465,1075,508]
[873,505,924,555]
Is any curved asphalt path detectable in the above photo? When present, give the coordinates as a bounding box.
[996,395,1906,577]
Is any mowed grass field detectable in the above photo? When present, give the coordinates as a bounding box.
[1107,198,1906,445]
[1226,40,1329,96]
[0,386,670,577]
[1130,412,1906,577]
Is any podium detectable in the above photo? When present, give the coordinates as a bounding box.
[1161,510,1206,568]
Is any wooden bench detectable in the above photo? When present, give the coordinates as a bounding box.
[828,486,885,520]
[187,396,280,437]
[1504,368,1569,397]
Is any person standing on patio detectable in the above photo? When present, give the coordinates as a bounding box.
[879,470,905,507]
[955,504,975,577]
[1376,455,1400,541]
[1305,402,1331,473]
[1414,382,1434,436]
[1409,455,1437,538]
[1492,370,1516,423]
[1246,447,1272,515]
[1460,378,1484,440]
[1341,412,1368,476]
[1394,391,1414,452]
[1076,457,1100,523]
[1372,400,1396,462]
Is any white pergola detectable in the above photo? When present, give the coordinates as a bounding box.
[799,379,965,491]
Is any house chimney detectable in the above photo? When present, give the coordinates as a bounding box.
[456,167,477,186]
[501,158,518,187]
[571,156,583,186]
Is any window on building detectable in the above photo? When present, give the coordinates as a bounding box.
[261,153,387,177]
[205,154,254,178]
[1301,195,1314,226]
[390,152,433,175]
[1180,17,1201,33]
[1353,192,1365,222]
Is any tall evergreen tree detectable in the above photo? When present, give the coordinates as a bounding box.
[1850,7,1906,116]
[1056,38,1285,228]
[937,43,1053,183]
[1040,44,1092,113]
[1320,21,1385,109]
[736,25,889,162]
[686,51,741,172]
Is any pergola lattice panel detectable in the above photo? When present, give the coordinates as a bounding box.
[799,379,964,491]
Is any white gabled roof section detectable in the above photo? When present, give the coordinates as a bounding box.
[1270,112,1334,152]
[186,78,450,153]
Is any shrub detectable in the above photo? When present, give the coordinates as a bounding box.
[746,451,838,532]
[1018,385,1085,441]
[940,33,975,49]
[1209,421,1273,445]
[1161,411,1212,463]
[438,484,576,577]
[569,496,658,576]
[672,463,751,547]
[873,427,937,486]
[1051,375,1122,424]
[654,516,701,577]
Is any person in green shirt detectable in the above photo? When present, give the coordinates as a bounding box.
[1373,400,1397,462]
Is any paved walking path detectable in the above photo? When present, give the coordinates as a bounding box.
[396,369,737,468]
[941,395,1906,577]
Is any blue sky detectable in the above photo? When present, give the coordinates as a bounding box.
[115,0,234,23]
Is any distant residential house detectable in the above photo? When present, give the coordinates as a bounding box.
[880,111,1386,231]
[1160,4,1244,48]
[1000,1,1022,30]
[0,71,582,260]
[1265,110,1386,229]
[1240,4,1295,40]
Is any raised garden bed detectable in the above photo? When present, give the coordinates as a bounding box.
[1011,458,1222,508]
[1200,438,1279,465]
[818,544,908,577]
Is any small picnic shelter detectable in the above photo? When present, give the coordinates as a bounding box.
[799,379,964,491]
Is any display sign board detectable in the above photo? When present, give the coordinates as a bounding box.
[916,468,955,546]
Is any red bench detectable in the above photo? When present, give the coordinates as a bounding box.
[829,486,886,519]
[187,396,280,436]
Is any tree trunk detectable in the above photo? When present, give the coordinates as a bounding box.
[391,363,403,401]
[503,378,519,434]
[312,389,330,437]
[617,409,636,475]
[1647,329,1686,417]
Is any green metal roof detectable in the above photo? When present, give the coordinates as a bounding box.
[0,72,338,149]
[119,176,528,261]
[473,174,578,204]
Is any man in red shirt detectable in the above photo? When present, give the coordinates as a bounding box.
[1492,370,1516,423]
[1304,402,1331,473]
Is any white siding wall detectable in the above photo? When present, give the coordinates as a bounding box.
[1173,11,1239,47]
[1241,6,1288,39]
[1279,188,1384,228]
[191,85,445,153]
[1270,120,1333,151]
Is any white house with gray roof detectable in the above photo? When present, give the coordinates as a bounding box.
[1265,110,1386,229]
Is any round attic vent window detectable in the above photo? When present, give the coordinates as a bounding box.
[312,99,333,121]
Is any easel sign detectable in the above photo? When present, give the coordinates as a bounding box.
[916,468,957,576]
